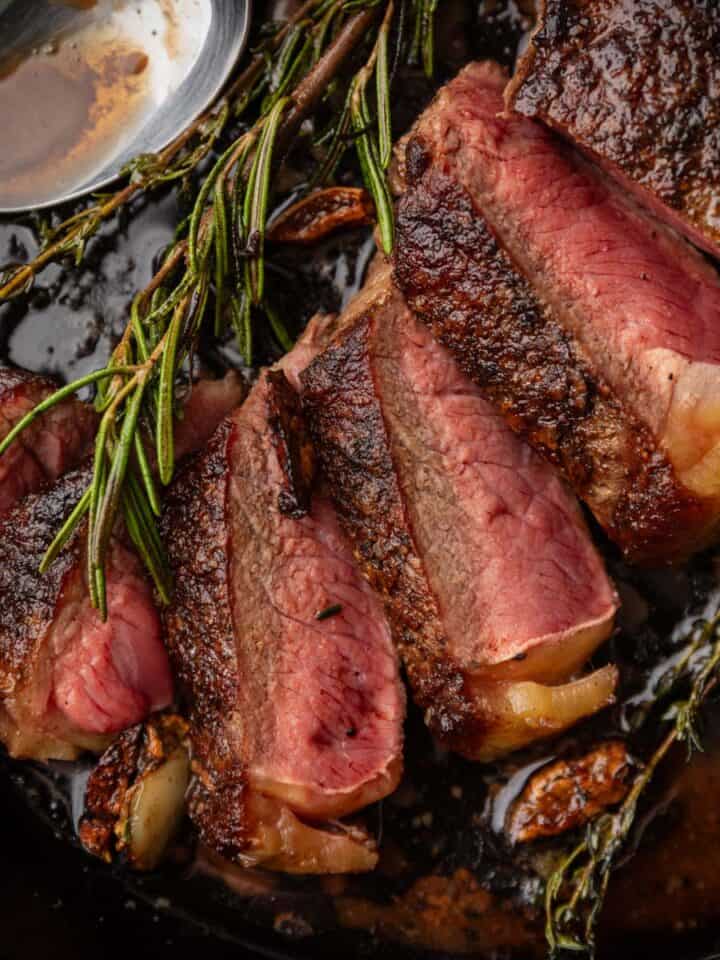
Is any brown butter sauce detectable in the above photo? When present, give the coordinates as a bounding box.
[0,4,151,208]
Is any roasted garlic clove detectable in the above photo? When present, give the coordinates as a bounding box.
[267,187,374,245]
[506,740,635,843]
[79,713,190,870]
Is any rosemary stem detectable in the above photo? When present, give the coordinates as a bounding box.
[0,366,140,459]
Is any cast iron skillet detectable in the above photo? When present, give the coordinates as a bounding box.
[3,761,720,960]
[3,4,720,959]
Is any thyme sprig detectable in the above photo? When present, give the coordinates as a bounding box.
[545,604,720,957]
[0,0,441,614]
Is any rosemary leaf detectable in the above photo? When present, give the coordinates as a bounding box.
[243,97,289,305]
[213,175,231,337]
[123,474,173,605]
[265,302,295,353]
[0,367,137,460]
[263,25,309,112]
[134,430,161,517]
[94,565,107,621]
[90,378,148,572]
[188,140,238,276]
[351,86,394,252]
[131,295,151,363]
[39,487,92,573]
[88,416,110,612]
[375,14,393,170]
[350,1,395,253]
[156,298,187,486]
[421,0,439,78]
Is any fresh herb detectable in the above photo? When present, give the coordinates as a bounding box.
[0,0,442,615]
[316,603,344,621]
[545,606,720,957]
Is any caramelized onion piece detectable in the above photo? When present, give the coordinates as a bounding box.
[467,665,618,761]
[267,187,374,245]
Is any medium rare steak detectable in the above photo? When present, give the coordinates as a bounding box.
[394,61,720,562]
[301,267,618,761]
[506,0,720,259]
[0,367,97,516]
[162,331,404,874]
[0,464,171,760]
[0,374,244,761]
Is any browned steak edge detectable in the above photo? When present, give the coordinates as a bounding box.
[301,311,487,752]
[0,463,90,692]
[160,420,251,860]
[393,153,708,562]
[506,0,720,258]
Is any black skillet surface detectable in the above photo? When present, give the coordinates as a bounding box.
[4,3,720,959]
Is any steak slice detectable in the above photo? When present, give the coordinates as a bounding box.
[0,465,171,760]
[0,367,97,516]
[506,0,720,260]
[0,374,244,761]
[301,267,618,761]
[394,60,720,562]
[162,332,404,874]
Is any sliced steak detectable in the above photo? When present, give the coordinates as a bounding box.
[162,332,404,874]
[301,267,617,761]
[394,61,720,562]
[506,0,720,259]
[0,374,244,761]
[0,464,170,760]
[0,367,97,516]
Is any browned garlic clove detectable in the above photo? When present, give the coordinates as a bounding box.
[79,712,190,870]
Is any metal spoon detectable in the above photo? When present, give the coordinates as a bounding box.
[0,0,252,213]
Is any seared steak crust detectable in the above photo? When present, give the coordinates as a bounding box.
[160,421,242,856]
[507,0,720,258]
[0,367,97,517]
[395,164,705,561]
[302,272,617,760]
[0,462,172,759]
[0,466,100,758]
[162,348,404,872]
[0,375,242,761]
[301,306,474,746]
[394,60,720,563]
[0,465,87,707]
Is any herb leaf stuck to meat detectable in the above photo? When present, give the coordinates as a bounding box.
[0,0,440,615]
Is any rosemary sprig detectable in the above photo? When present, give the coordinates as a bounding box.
[410,0,439,77]
[0,0,441,614]
[349,1,395,252]
[545,604,720,957]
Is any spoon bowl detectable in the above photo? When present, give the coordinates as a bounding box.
[0,0,252,214]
